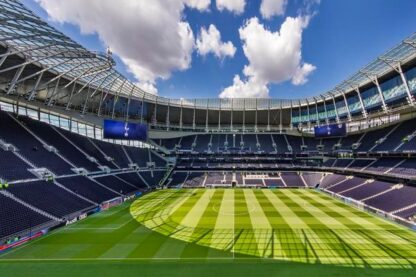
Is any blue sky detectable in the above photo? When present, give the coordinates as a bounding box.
[21,0,416,99]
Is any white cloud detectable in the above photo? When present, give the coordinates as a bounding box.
[292,63,316,85]
[219,16,316,98]
[216,0,246,14]
[184,0,211,11]
[36,0,211,95]
[219,75,268,98]
[196,24,236,60]
[136,81,158,95]
[260,0,287,19]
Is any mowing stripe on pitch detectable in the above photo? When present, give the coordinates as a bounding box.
[243,189,272,257]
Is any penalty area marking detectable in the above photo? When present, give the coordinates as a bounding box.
[67,218,135,231]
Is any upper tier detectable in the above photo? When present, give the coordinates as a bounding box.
[0,0,416,129]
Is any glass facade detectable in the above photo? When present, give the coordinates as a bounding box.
[0,100,151,148]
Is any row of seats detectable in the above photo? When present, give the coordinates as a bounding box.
[324,158,416,178]
[0,110,167,182]
[321,174,416,220]
[155,117,416,154]
[0,170,162,241]
[0,110,168,241]
[168,171,323,188]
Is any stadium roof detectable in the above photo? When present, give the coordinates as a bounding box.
[1,0,416,109]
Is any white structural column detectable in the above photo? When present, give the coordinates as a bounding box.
[340,90,352,121]
[313,98,319,126]
[140,94,145,123]
[331,94,340,123]
[267,99,271,131]
[242,99,246,132]
[255,99,258,131]
[230,99,234,131]
[26,71,44,100]
[84,72,115,114]
[47,78,61,106]
[321,96,329,124]
[205,100,209,131]
[166,99,170,129]
[124,85,136,122]
[397,63,415,105]
[97,74,120,116]
[354,86,368,118]
[179,99,183,129]
[279,101,283,133]
[361,71,388,112]
[7,64,26,94]
[289,100,293,129]
[306,99,311,127]
[374,78,388,112]
[153,99,158,125]
[218,100,221,131]
[193,99,196,130]
[110,79,127,118]
[379,58,415,106]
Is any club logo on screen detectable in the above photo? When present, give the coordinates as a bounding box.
[124,122,130,138]
[103,119,147,141]
[314,123,346,138]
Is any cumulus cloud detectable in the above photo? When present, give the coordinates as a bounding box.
[292,63,316,85]
[260,0,287,19]
[219,75,269,98]
[36,0,211,95]
[196,24,236,60]
[219,16,316,98]
[136,81,158,95]
[185,0,211,11]
[216,0,246,14]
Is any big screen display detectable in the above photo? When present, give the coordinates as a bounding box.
[103,119,147,141]
[314,123,346,138]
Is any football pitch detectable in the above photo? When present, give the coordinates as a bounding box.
[1,188,416,276]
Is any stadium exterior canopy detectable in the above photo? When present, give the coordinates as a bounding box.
[1,0,416,131]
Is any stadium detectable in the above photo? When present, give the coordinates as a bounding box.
[0,0,416,276]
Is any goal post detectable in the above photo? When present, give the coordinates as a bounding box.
[100,197,123,210]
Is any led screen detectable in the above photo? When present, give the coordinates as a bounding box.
[103,119,147,141]
[314,123,346,138]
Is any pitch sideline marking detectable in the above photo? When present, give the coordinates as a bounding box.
[1,256,416,266]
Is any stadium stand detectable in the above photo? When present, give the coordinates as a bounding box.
[0,148,35,181]
[6,180,94,218]
[2,1,416,256]
[61,131,117,169]
[0,193,53,239]
[0,109,167,241]
[93,175,139,194]
[0,111,73,175]
[281,172,305,187]
[57,176,119,203]
[20,117,100,172]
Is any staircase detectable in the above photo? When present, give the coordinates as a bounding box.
[360,185,398,202]
[392,202,416,215]
[159,167,174,188]
[54,181,97,205]
[384,159,406,174]
[369,123,402,152]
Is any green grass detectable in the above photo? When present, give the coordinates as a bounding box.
[1,188,416,276]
